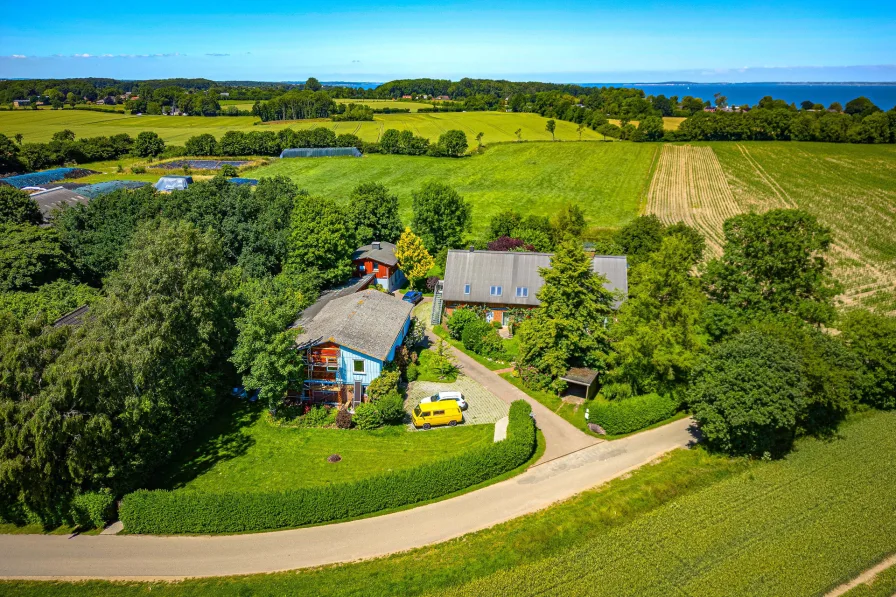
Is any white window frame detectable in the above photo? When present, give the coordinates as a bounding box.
[516,287,528,298]
[353,359,365,374]
[490,286,503,297]
[464,283,471,295]
[372,262,379,272]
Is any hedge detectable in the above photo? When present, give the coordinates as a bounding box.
[120,400,536,534]
[591,394,678,435]
[70,492,117,528]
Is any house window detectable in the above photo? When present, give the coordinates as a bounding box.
[490,286,503,296]
[516,287,528,298]
[372,262,379,272]
[353,359,365,374]
[464,284,471,295]
[358,264,366,273]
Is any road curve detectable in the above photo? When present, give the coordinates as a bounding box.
[0,417,696,580]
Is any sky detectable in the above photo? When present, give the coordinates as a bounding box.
[1,0,894,82]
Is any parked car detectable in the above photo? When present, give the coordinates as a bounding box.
[402,290,423,305]
[412,400,463,430]
[421,391,467,410]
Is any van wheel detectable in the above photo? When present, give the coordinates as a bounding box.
[449,420,457,427]
[423,423,431,430]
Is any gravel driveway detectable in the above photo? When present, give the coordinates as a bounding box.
[406,375,509,430]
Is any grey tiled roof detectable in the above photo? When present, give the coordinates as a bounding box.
[442,250,628,308]
[53,305,90,328]
[293,274,376,327]
[293,289,413,361]
[30,187,89,222]
[561,367,599,386]
[351,241,398,267]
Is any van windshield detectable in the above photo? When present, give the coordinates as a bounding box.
[413,406,423,417]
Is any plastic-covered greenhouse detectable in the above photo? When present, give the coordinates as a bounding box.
[228,178,258,186]
[77,181,150,198]
[0,167,97,189]
[154,176,193,191]
[279,147,362,158]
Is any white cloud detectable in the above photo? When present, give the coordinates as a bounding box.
[11,54,26,59]
[73,53,92,58]
[206,53,230,57]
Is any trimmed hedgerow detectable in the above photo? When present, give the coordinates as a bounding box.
[70,492,117,529]
[591,394,678,435]
[120,401,536,534]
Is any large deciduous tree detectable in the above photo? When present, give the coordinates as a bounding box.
[0,186,42,225]
[287,195,355,287]
[411,181,471,254]
[840,309,896,410]
[348,183,404,246]
[394,227,434,289]
[133,131,165,157]
[0,223,71,291]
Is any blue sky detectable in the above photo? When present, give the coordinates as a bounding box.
[1,0,894,82]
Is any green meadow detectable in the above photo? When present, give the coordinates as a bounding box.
[245,141,658,235]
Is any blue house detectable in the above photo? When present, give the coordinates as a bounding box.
[293,288,413,406]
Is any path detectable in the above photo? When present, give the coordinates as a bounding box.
[825,553,896,597]
[0,417,695,580]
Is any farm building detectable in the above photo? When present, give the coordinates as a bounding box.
[153,176,192,192]
[53,305,90,328]
[352,241,406,292]
[293,287,413,406]
[435,249,628,325]
[29,187,90,223]
[13,100,30,107]
[280,147,362,158]
[436,95,450,101]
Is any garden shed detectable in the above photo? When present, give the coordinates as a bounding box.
[560,367,599,400]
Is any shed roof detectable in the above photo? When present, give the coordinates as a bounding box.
[352,241,398,267]
[561,367,599,386]
[30,187,90,221]
[293,289,413,361]
[53,305,90,328]
[442,250,628,308]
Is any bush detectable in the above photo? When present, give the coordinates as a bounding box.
[447,308,480,340]
[478,329,506,359]
[405,363,419,382]
[119,401,536,534]
[335,409,352,429]
[462,318,492,354]
[303,405,331,427]
[375,392,406,424]
[590,394,678,435]
[70,492,116,529]
[130,165,146,174]
[368,369,400,401]
[491,320,502,329]
[353,402,383,430]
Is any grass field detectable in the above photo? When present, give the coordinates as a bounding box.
[334,98,436,112]
[0,109,611,145]
[4,411,893,596]
[246,141,657,235]
[152,400,494,493]
[647,142,896,312]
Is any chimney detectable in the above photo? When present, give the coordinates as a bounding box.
[373,241,381,250]
[469,245,475,252]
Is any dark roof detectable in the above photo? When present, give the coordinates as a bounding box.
[561,367,599,386]
[442,250,628,308]
[293,289,413,361]
[53,305,90,328]
[293,274,376,327]
[30,187,90,221]
[352,241,398,267]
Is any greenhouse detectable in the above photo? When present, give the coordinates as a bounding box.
[279,147,362,158]
[0,168,97,190]
[154,176,193,192]
[76,181,150,198]
[229,178,258,186]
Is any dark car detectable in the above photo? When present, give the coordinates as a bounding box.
[402,290,424,305]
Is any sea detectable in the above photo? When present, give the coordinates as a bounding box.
[580,83,896,109]
[323,81,896,109]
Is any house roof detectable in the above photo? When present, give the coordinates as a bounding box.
[561,367,599,386]
[53,305,90,328]
[293,274,376,327]
[293,289,413,361]
[352,241,398,267]
[30,187,90,222]
[441,250,628,308]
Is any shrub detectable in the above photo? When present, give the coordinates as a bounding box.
[335,409,352,429]
[119,401,536,534]
[462,318,492,354]
[405,363,419,382]
[491,320,502,329]
[353,402,383,430]
[426,276,440,292]
[447,307,480,340]
[70,492,116,529]
[130,165,146,174]
[375,393,406,424]
[478,330,506,359]
[367,369,400,401]
[220,164,238,177]
[303,405,331,427]
[590,394,678,435]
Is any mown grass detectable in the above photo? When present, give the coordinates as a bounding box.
[431,325,514,371]
[334,98,435,112]
[150,400,494,493]
[246,142,655,235]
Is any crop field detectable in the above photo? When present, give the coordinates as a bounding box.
[334,98,436,112]
[648,142,896,312]
[610,117,685,131]
[435,411,896,597]
[246,141,657,235]
[0,109,609,144]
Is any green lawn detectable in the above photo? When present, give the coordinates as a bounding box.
[414,347,459,383]
[153,400,494,493]
[4,411,894,595]
[431,325,514,371]
[246,142,654,235]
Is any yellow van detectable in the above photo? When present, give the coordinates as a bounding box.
[412,401,463,430]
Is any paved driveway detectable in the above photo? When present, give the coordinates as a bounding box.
[406,376,509,429]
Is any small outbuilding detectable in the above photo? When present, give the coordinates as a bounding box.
[154,176,193,192]
[560,367,599,400]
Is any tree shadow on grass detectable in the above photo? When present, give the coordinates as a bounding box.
[150,398,260,490]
